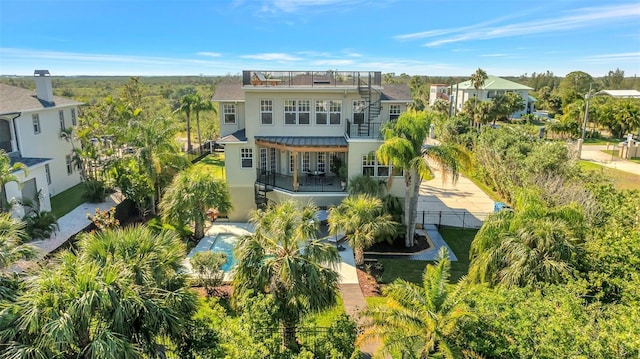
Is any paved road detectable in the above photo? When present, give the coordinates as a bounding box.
[581,144,640,175]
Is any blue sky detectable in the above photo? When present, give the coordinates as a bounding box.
[1,0,639,77]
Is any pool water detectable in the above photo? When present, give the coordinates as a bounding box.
[209,233,238,272]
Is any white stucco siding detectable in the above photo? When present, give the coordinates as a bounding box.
[346,140,405,198]
[243,90,362,138]
[14,107,82,195]
[4,164,51,218]
[219,101,245,137]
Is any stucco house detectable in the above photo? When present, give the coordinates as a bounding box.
[212,70,412,221]
[0,70,83,217]
[453,75,534,117]
[429,84,451,106]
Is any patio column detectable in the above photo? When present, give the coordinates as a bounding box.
[292,151,299,191]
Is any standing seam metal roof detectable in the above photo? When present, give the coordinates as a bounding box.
[254,136,347,147]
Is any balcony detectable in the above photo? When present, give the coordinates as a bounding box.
[346,120,383,139]
[256,170,344,193]
[243,71,382,88]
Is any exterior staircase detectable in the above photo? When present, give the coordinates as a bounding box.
[357,75,382,138]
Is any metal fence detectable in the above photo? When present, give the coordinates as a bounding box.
[416,210,491,229]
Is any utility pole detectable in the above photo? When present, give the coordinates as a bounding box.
[578,83,592,159]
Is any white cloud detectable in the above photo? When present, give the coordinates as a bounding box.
[196,52,222,58]
[240,53,302,61]
[394,4,640,47]
[310,59,355,66]
[580,52,640,63]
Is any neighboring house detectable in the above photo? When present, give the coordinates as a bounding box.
[212,70,412,221]
[429,84,451,106]
[0,70,83,217]
[595,89,640,98]
[453,75,534,117]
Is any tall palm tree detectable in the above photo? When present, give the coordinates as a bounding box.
[358,247,470,358]
[377,110,467,247]
[0,226,197,358]
[0,151,27,212]
[174,93,199,152]
[329,194,396,266]
[160,164,232,239]
[470,68,488,127]
[233,200,340,350]
[192,93,216,152]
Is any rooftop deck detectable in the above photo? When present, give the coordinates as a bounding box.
[242,70,381,88]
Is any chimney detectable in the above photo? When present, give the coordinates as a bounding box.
[34,70,54,103]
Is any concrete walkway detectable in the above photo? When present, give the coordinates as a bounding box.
[581,144,640,175]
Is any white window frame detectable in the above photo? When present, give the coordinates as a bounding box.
[362,155,401,177]
[269,148,276,172]
[59,110,65,131]
[259,148,268,171]
[362,155,376,177]
[32,114,41,134]
[45,164,52,184]
[65,154,73,175]
[317,152,326,173]
[223,104,236,124]
[71,108,77,126]
[289,154,295,173]
[329,100,342,125]
[302,152,310,173]
[390,104,401,119]
[260,99,273,125]
[315,100,328,125]
[284,99,311,125]
[241,148,253,168]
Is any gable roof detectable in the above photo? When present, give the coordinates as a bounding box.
[211,82,244,102]
[380,84,412,102]
[0,83,82,115]
[455,75,532,91]
[218,129,247,143]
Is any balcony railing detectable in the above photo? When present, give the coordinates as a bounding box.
[243,71,381,87]
[346,120,383,139]
[256,169,344,193]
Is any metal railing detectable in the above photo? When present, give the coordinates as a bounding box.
[346,120,383,139]
[416,210,491,229]
[256,169,344,193]
[243,70,381,87]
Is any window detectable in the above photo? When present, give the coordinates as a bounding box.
[59,110,65,130]
[259,148,267,172]
[353,100,366,124]
[260,99,273,125]
[329,100,342,125]
[302,152,310,173]
[284,99,310,125]
[269,148,276,172]
[223,104,236,124]
[32,114,41,134]
[317,152,326,173]
[390,104,401,120]
[315,100,328,125]
[45,164,52,184]
[241,148,253,168]
[71,108,77,126]
[66,155,73,174]
[361,155,401,177]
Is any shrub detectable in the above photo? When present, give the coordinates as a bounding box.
[82,179,107,203]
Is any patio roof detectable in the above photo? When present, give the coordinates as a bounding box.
[255,136,348,152]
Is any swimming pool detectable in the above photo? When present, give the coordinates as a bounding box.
[209,233,238,272]
[187,232,239,272]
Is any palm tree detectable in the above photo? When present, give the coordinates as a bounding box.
[233,200,340,350]
[192,93,216,152]
[358,247,470,358]
[0,151,27,212]
[174,93,198,152]
[0,226,197,358]
[377,110,467,247]
[329,194,396,266]
[160,164,232,239]
[469,190,584,287]
[470,68,488,127]
[0,213,35,300]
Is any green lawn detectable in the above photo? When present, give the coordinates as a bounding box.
[198,153,226,179]
[579,160,640,190]
[375,227,477,286]
[50,183,86,219]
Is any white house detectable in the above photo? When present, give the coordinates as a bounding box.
[452,75,534,118]
[0,70,83,217]
[212,70,412,221]
[429,84,451,106]
[595,90,640,98]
